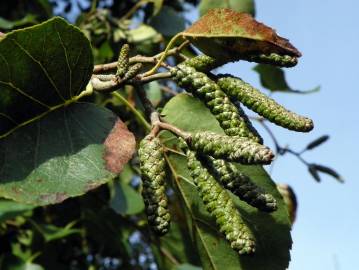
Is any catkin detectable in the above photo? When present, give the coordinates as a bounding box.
[138,135,170,235]
[170,64,262,143]
[186,149,256,255]
[217,76,314,132]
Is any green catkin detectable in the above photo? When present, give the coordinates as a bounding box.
[170,64,262,143]
[138,135,170,235]
[182,55,225,72]
[187,131,274,165]
[242,53,298,68]
[217,76,314,132]
[204,157,277,212]
[123,63,143,81]
[116,44,130,77]
[186,149,256,255]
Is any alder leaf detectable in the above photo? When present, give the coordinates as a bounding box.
[253,64,320,94]
[160,93,292,270]
[181,8,300,62]
[0,18,136,205]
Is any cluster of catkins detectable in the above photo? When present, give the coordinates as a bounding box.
[138,54,313,255]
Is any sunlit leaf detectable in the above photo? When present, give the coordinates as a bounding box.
[182,8,300,62]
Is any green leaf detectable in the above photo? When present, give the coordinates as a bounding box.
[150,6,186,37]
[253,64,320,94]
[174,263,202,270]
[0,15,38,30]
[110,180,145,216]
[149,0,164,16]
[0,200,34,223]
[182,8,300,62]
[199,0,255,17]
[145,81,162,106]
[0,18,136,205]
[0,104,136,205]
[0,17,93,137]
[32,220,81,242]
[161,94,292,270]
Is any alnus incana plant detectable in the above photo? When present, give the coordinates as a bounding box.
[91,8,322,258]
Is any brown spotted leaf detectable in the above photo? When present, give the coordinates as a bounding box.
[104,120,136,174]
[0,104,135,206]
[182,8,301,61]
[0,18,136,205]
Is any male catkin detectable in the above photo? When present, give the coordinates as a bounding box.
[138,135,170,235]
[187,131,274,165]
[170,64,262,143]
[186,149,256,255]
[217,76,314,132]
[204,157,277,212]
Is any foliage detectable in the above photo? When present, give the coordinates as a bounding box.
[0,1,342,270]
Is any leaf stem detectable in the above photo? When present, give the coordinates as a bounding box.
[142,33,183,76]
[112,91,151,131]
[120,0,149,20]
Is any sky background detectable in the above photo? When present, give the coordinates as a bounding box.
[188,1,358,269]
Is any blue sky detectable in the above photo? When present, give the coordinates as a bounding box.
[208,1,358,269]
[186,0,358,269]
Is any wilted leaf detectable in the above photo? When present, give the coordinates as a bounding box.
[199,0,255,17]
[182,8,300,62]
[161,94,292,270]
[305,135,329,151]
[253,64,320,94]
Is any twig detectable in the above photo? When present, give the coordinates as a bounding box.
[93,42,189,74]
[157,122,190,139]
[161,86,178,96]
